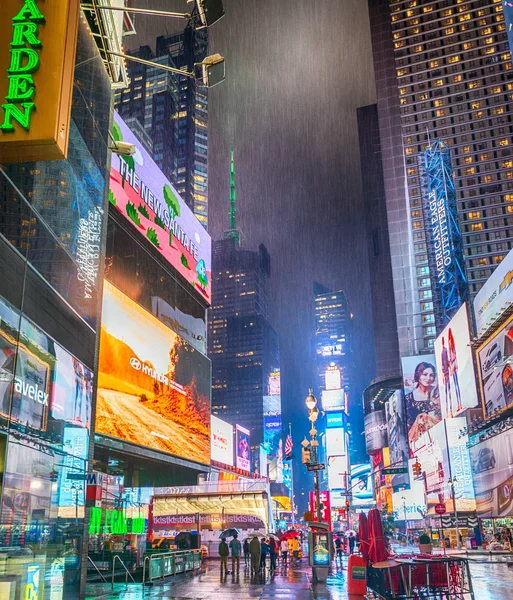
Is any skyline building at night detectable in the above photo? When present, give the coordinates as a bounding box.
[114,25,209,227]
[368,0,513,354]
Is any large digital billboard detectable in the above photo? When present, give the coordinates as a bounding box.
[401,355,441,446]
[364,410,388,455]
[152,296,207,354]
[110,112,212,303]
[350,464,373,508]
[327,455,349,491]
[434,304,478,418]
[325,427,346,456]
[325,367,341,390]
[392,481,425,521]
[211,416,234,466]
[473,247,513,337]
[97,281,211,464]
[321,389,345,412]
[469,426,513,516]
[236,424,251,472]
[477,314,513,419]
[385,390,409,487]
[0,296,93,434]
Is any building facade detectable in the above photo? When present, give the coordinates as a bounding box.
[368,0,513,354]
[115,25,209,227]
[208,238,280,447]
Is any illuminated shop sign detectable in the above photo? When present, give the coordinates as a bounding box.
[0,0,80,161]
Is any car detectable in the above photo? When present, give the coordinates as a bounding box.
[472,447,496,473]
[483,343,502,374]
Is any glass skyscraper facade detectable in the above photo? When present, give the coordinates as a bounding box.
[369,0,513,353]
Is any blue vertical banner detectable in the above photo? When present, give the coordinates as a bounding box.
[503,2,513,58]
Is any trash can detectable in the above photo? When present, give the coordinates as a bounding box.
[348,554,367,595]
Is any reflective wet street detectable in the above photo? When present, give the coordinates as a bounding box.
[85,554,513,599]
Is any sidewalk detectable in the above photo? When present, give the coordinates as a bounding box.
[86,558,362,600]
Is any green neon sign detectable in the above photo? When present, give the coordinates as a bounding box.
[87,507,147,536]
[0,0,45,133]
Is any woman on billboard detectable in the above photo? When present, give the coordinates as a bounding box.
[405,362,441,446]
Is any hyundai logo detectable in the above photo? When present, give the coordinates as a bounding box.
[130,357,141,370]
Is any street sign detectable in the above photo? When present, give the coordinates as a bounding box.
[66,473,87,481]
[435,503,446,515]
[307,463,326,471]
[382,467,408,475]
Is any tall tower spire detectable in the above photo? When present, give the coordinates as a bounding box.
[225,146,240,246]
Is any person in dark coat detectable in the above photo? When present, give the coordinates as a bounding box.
[249,536,261,578]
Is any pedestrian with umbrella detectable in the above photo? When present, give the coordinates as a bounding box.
[249,535,261,578]
[280,537,289,563]
[229,533,241,579]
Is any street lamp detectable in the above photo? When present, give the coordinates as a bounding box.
[448,477,461,549]
[305,389,322,524]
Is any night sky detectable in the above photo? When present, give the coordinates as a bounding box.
[128,1,377,503]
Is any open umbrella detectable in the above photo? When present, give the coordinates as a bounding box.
[280,530,299,541]
[219,528,240,539]
[266,533,280,541]
[358,512,370,562]
[344,529,357,537]
[368,509,388,564]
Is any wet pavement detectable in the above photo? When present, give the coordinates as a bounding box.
[86,557,359,599]
[85,554,513,599]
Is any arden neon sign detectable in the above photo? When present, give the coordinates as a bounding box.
[1,0,45,133]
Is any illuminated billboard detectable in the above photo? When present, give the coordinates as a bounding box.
[401,355,441,447]
[392,481,425,521]
[477,314,513,419]
[364,410,388,455]
[328,455,349,491]
[350,464,373,507]
[151,296,207,354]
[236,424,251,472]
[321,389,345,412]
[268,371,281,395]
[469,426,513,517]
[97,281,211,464]
[326,412,344,429]
[434,304,478,417]
[473,247,513,337]
[385,390,408,487]
[110,112,212,303]
[211,416,234,466]
[325,367,341,390]
[325,427,346,456]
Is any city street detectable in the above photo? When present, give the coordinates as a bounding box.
[85,555,513,599]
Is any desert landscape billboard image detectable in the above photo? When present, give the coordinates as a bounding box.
[96,281,211,464]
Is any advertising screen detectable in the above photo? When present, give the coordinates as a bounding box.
[326,412,344,429]
[325,367,341,390]
[392,481,425,521]
[325,427,346,456]
[210,416,234,466]
[110,112,212,303]
[385,390,408,486]
[477,314,513,418]
[97,281,211,464]
[309,490,332,529]
[474,218,513,337]
[0,296,93,434]
[364,410,388,455]
[268,371,281,395]
[236,424,251,472]
[321,389,345,412]
[58,427,89,513]
[151,296,206,354]
[401,355,441,447]
[434,304,478,417]
[350,464,374,508]
[328,455,349,491]
[469,426,513,516]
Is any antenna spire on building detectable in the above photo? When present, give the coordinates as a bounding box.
[225,146,240,246]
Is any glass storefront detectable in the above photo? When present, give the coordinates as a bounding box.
[0,14,111,600]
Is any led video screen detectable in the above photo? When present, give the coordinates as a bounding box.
[96,281,211,464]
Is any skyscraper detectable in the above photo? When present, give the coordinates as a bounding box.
[114,25,209,227]
[368,0,513,354]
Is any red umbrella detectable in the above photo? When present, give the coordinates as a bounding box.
[280,530,299,541]
[358,512,370,562]
[368,509,388,564]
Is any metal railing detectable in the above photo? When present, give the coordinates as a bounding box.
[87,556,108,584]
[143,549,202,585]
[112,555,136,588]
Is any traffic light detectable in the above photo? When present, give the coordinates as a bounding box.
[302,447,312,465]
[345,499,350,510]
[413,459,422,478]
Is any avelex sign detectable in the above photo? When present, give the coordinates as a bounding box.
[0,0,80,162]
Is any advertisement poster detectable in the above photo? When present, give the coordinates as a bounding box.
[326,412,344,429]
[58,427,89,514]
[268,371,281,395]
[327,455,349,491]
[325,427,346,456]
[477,314,513,418]
[321,389,345,411]
[97,281,211,464]
[473,246,513,337]
[392,480,426,521]
[110,112,212,303]
[325,367,341,390]
[385,390,409,486]
[401,355,441,447]
[364,410,388,455]
[434,304,478,418]
[236,424,251,472]
[210,416,234,466]
[312,533,330,566]
[309,490,332,529]
[469,426,513,516]
[350,464,374,508]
